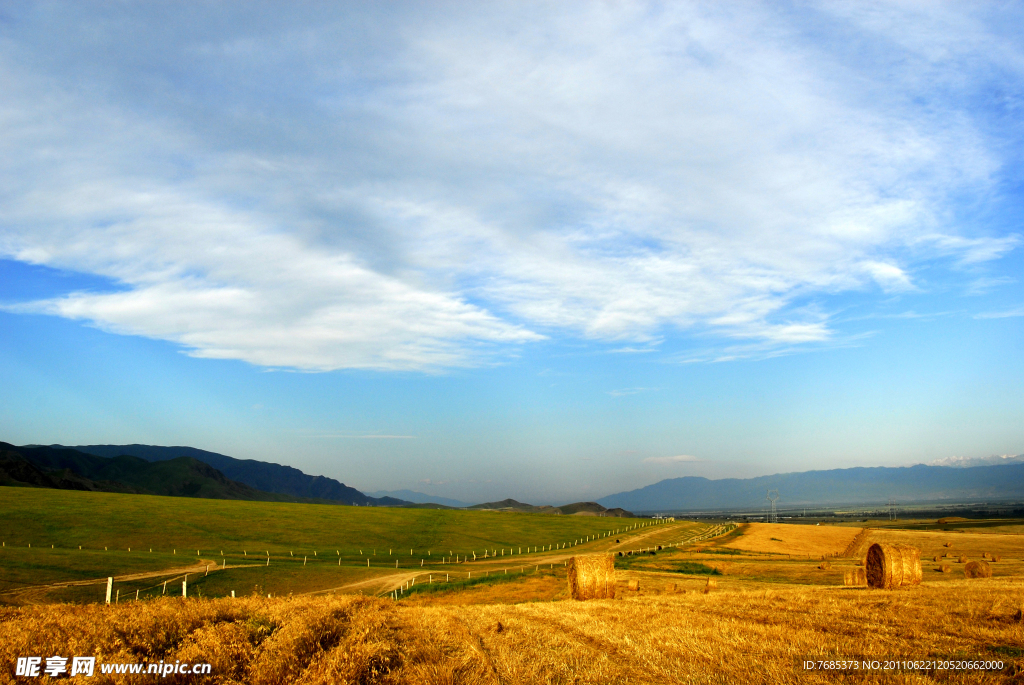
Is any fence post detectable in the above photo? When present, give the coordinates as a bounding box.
[105,577,112,604]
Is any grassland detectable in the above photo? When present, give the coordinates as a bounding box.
[3,489,1024,682]
[0,488,666,604]
[2,577,1021,684]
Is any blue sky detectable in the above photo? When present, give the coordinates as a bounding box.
[1,2,1021,504]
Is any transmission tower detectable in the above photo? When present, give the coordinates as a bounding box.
[888,497,897,521]
[766,489,780,524]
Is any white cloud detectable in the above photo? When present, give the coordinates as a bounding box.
[607,387,656,397]
[0,3,1021,370]
[927,454,1024,468]
[643,455,703,465]
[975,308,1024,320]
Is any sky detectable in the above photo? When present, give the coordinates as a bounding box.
[1,1,1022,505]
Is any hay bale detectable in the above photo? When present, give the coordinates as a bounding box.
[1014,607,1023,622]
[958,555,968,563]
[982,552,991,560]
[703,577,717,594]
[567,554,616,600]
[944,542,953,548]
[819,561,832,570]
[843,568,867,586]
[992,555,1001,562]
[940,564,952,574]
[933,555,941,562]
[865,543,922,590]
[964,560,992,579]
[627,579,640,591]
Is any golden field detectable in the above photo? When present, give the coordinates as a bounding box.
[720,522,862,557]
[2,517,1023,683]
[2,577,1022,684]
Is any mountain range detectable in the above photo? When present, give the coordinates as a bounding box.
[1,442,297,501]
[596,463,1024,513]
[67,444,405,506]
[6,441,1024,515]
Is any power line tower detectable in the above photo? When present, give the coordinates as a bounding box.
[888,497,897,521]
[766,489,780,524]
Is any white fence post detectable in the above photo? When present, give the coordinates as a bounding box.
[105,577,112,604]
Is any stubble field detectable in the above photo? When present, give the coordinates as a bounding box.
[1,490,1023,683]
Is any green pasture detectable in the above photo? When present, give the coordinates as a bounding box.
[0,488,672,602]
[0,546,184,594]
[0,488,657,556]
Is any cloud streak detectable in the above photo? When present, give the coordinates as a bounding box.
[643,455,703,465]
[0,3,1020,370]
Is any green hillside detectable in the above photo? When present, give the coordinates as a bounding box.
[0,488,646,556]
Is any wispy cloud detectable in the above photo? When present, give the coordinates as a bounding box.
[308,435,418,440]
[975,308,1024,319]
[643,455,703,465]
[606,387,657,397]
[0,3,1020,370]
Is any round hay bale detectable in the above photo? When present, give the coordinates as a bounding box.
[940,564,952,574]
[627,579,640,591]
[958,555,968,563]
[865,543,922,590]
[933,555,941,562]
[944,542,953,548]
[992,555,1001,562]
[567,554,616,600]
[819,561,831,570]
[842,568,867,586]
[982,552,991,560]
[964,560,992,579]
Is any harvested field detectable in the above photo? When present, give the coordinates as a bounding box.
[3,579,1023,684]
[867,528,1023,567]
[721,522,861,557]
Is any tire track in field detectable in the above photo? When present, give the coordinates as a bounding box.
[0,559,221,599]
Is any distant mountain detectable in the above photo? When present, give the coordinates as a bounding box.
[367,490,470,508]
[597,463,1024,513]
[466,498,633,517]
[557,501,633,517]
[66,444,406,506]
[2,442,291,501]
[467,498,547,512]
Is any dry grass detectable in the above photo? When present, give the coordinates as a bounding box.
[868,528,1022,565]
[721,523,861,557]
[2,579,1023,684]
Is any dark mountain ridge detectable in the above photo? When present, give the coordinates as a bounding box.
[66,444,405,506]
[1,442,291,501]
